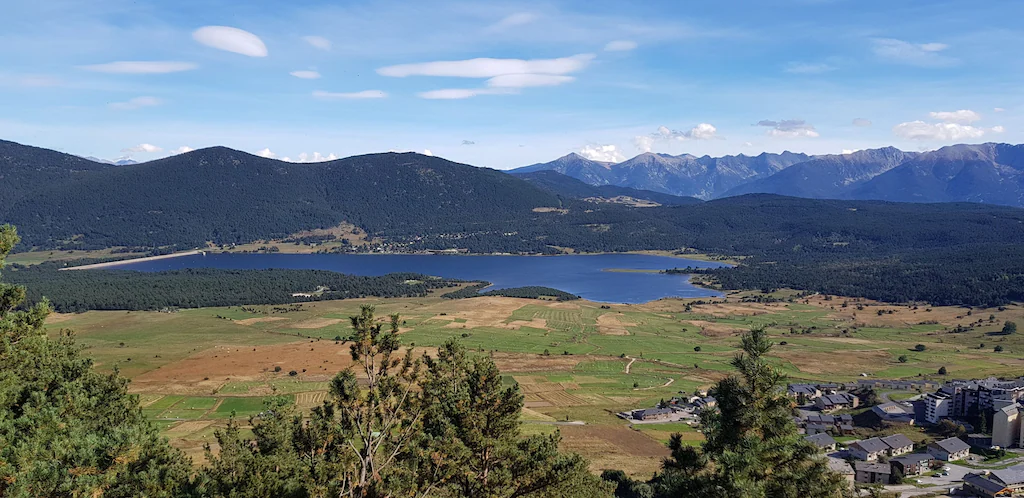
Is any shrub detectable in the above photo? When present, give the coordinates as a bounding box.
[274,366,282,372]
[898,355,908,363]
[914,344,926,352]
[693,346,702,352]
[938,366,947,375]
[995,345,1005,352]
[288,370,298,376]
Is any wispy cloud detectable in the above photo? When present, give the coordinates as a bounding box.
[488,12,538,30]
[290,70,321,79]
[579,144,625,162]
[193,26,268,57]
[784,62,836,74]
[378,54,595,78]
[893,121,987,140]
[79,61,198,74]
[302,35,331,50]
[109,96,162,110]
[604,40,638,52]
[872,38,956,67]
[633,124,719,151]
[929,109,981,124]
[121,143,162,153]
[417,88,514,100]
[852,118,872,127]
[756,119,820,138]
[171,146,194,154]
[486,74,574,88]
[312,90,387,99]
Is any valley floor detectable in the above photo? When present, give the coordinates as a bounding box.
[45,289,1024,476]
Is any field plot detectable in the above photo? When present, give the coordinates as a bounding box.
[46,291,1024,477]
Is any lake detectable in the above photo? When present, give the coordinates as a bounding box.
[102,253,727,303]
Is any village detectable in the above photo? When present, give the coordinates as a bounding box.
[621,376,1024,497]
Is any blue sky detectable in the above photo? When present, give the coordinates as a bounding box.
[2,0,1022,169]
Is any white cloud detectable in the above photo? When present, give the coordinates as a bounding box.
[742,141,754,147]
[312,90,388,99]
[462,140,475,145]
[756,119,820,138]
[632,124,719,152]
[377,54,595,78]
[784,62,836,74]
[892,121,987,141]
[604,40,638,52]
[994,107,1006,113]
[109,96,162,110]
[852,118,872,127]
[417,88,513,99]
[121,143,162,153]
[423,149,434,156]
[295,152,338,162]
[192,26,268,57]
[78,61,198,74]
[579,144,625,163]
[171,146,194,154]
[486,73,574,88]
[490,12,538,30]
[871,38,956,67]
[303,35,331,50]
[991,125,1005,133]
[929,109,981,124]
[290,70,321,79]
[841,149,860,154]
[256,148,277,158]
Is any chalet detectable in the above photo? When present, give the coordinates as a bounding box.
[848,438,889,461]
[927,437,971,461]
[805,433,837,452]
[854,462,893,485]
[872,402,915,425]
[815,393,859,412]
[788,384,822,400]
[881,434,915,457]
[890,453,933,478]
[634,407,673,421]
[827,457,855,489]
[963,473,1012,498]
[989,469,1024,494]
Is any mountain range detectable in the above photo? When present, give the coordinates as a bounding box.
[515,143,1024,207]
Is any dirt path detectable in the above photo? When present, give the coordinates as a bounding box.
[60,250,203,270]
[624,356,637,374]
[634,378,675,391]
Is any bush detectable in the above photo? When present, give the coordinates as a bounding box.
[914,344,927,352]
[938,366,947,375]
[288,370,298,376]
[694,346,702,352]
[995,345,1005,352]
[274,366,282,372]
[898,355,908,363]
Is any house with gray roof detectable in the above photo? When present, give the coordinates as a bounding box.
[891,453,933,478]
[634,407,673,421]
[815,393,858,412]
[848,437,890,461]
[880,433,915,456]
[927,436,971,461]
[854,462,893,484]
[805,433,837,452]
[964,473,1012,498]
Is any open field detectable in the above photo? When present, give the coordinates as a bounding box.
[44,291,1024,475]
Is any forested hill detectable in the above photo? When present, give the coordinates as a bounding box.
[512,170,702,205]
[0,142,560,249]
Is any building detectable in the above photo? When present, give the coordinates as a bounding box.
[964,473,1013,497]
[805,423,832,435]
[927,437,971,461]
[854,462,893,485]
[815,393,859,412]
[968,434,995,449]
[873,402,916,425]
[849,438,890,461]
[805,433,837,452]
[923,391,952,424]
[938,378,1024,419]
[988,469,1024,494]
[994,403,1021,448]
[881,434,915,456]
[827,457,855,489]
[788,383,822,400]
[633,407,673,421]
[890,453,933,478]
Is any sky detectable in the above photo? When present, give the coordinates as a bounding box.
[2,0,1023,169]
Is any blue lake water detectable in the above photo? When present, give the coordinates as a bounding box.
[103,253,727,304]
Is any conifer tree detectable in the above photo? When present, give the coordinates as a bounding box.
[0,225,193,497]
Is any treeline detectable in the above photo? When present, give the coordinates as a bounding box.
[441,284,580,301]
[7,265,463,312]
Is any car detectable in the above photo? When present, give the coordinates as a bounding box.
[943,466,951,471]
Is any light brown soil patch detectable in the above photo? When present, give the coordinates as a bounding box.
[234,316,288,326]
[164,421,214,437]
[597,313,635,335]
[772,349,892,375]
[505,318,549,330]
[559,425,670,474]
[817,337,876,345]
[131,341,435,393]
[492,353,580,372]
[532,207,568,214]
[294,391,328,408]
[45,313,78,324]
[289,318,343,329]
[686,320,743,337]
[425,296,533,329]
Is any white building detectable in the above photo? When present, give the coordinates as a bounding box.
[923,391,952,424]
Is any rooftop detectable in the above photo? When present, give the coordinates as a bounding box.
[931,437,970,454]
[851,437,890,454]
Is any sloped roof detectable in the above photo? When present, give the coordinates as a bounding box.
[931,437,970,454]
[965,473,1011,494]
[881,434,914,449]
[851,437,889,454]
[855,462,891,474]
[805,433,837,448]
[991,469,1024,486]
[827,457,854,475]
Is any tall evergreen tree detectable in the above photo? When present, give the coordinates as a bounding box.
[419,339,610,497]
[0,224,193,497]
[611,327,850,498]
